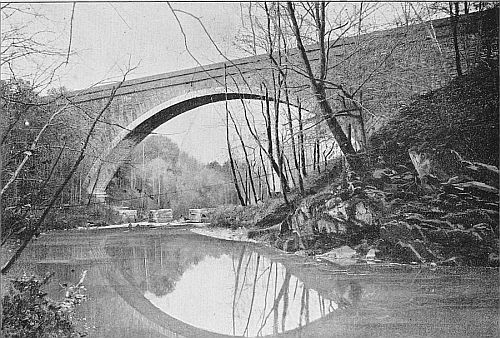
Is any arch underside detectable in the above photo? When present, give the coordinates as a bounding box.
[87,90,303,199]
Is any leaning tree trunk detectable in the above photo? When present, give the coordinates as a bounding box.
[286,2,362,171]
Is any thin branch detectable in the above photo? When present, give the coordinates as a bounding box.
[65,2,76,64]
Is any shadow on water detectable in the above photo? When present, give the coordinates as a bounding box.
[15,227,500,338]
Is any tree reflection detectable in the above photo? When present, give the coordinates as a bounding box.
[106,234,363,336]
[228,249,362,337]
[149,275,177,296]
[106,235,226,296]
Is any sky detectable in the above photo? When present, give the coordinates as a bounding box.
[1,1,436,164]
[2,1,266,164]
[2,1,244,90]
[153,100,267,164]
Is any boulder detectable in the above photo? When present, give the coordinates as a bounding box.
[444,209,494,228]
[291,213,316,237]
[317,219,345,234]
[408,149,433,185]
[393,240,428,263]
[317,245,358,265]
[355,202,373,225]
[366,248,378,260]
[326,201,349,221]
[283,236,299,252]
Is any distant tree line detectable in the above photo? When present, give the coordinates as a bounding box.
[107,135,240,218]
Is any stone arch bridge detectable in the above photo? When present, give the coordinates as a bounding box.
[64,9,495,201]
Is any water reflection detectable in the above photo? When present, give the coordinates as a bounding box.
[18,230,497,338]
[106,236,356,337]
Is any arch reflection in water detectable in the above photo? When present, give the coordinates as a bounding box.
[107,237,360,337]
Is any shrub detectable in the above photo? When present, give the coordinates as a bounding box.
[1,272,87,337]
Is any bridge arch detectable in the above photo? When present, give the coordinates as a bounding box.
[86,87,302,200]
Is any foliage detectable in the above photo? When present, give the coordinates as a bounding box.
[1,273,87,337]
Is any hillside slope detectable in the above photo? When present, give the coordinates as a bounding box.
[370,64,499,169]
[214,65,499,267]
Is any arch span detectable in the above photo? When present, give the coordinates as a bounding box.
[86,87,300,200]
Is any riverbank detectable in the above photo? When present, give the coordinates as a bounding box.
[190,227,257,243]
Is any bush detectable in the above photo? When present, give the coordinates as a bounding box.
[1,272,87,337]
[208,204,260,229]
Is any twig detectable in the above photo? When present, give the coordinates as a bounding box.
[65,2,76,65]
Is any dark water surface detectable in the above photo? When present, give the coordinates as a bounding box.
[11,227,499,337]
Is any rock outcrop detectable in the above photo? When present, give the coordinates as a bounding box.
[280,152,499,266]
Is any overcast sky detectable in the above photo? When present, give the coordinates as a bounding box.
[3,1,244,89]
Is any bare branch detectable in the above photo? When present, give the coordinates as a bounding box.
[65,2,76,65]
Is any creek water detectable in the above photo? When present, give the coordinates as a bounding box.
[10,226,499,337]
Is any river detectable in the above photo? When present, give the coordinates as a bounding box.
[9,226,499,337]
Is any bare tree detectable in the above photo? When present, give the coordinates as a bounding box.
[449,2,463,76]
[225,105,246,206]
[285,88,304,193]
[228,107,259,204]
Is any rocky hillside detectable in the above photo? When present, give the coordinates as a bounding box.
[214,65,499,267]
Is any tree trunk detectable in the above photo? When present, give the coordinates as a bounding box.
[224,66,246,206]
[284,155,296,187]
[228,102,258,204]
[285,88,304,193]
[225,108,245,206]
[286,2,362,171]
[450,2,463,76]
[259,147,271,198]
[312,140,317,172]
[297,99,307,177]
